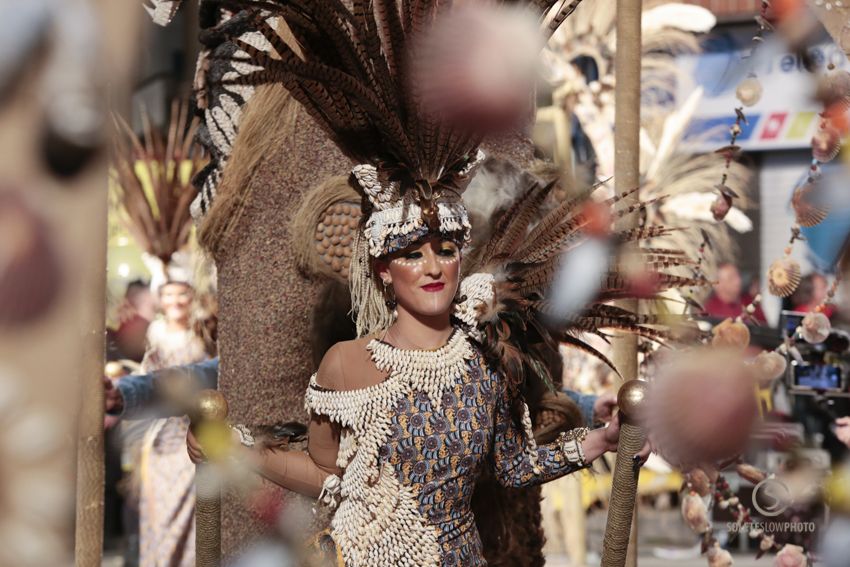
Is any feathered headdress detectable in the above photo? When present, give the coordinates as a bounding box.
[189,1,586,333]
[111,100,205,285]
[187,0,708,349]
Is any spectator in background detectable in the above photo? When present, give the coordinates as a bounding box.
[136,279,208,567]
[110,280,157,362]
[791,273,835,318]
[704,262,766,323]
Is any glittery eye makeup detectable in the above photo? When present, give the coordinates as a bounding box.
[437,246,459,264]
[390,242,459,267]
[392,253,426,267]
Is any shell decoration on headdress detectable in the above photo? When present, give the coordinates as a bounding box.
[353,150,484,257]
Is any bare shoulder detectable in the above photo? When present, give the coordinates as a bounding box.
[314,337,378,391]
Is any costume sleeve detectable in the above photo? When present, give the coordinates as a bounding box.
[491,379,585,488]
[115,357,220,419]
[563,389,598,428]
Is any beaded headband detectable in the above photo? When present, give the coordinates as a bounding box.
[351,150,486,257]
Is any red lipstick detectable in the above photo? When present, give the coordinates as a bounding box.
[421,282,445,292]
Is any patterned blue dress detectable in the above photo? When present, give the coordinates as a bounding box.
[305,329,582,567]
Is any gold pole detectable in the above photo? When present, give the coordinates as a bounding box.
[193,390,229,567]
[601,383,647,567]
[602,0,643,564]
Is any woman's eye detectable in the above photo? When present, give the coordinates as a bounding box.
[404,251,423,260]
[439,248,457,257]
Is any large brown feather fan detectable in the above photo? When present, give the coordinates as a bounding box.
[463,181,706,408]
[111,101,205,265]
[204,0,587,203]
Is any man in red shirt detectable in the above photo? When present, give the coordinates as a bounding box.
[704,262,766,324]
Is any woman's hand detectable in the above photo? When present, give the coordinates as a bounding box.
[585,412,652,464]
[187,428,206,464]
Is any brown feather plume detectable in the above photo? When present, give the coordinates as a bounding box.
[464,177,707,400]
[111,100,205,264]
[206,0,586,210]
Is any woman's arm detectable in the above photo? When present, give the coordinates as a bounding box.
[187,412,342,499]
[491,380,639,489]
[243,413,343,498]
[187,347,349,498]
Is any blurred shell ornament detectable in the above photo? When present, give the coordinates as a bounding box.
[685,467,713,497]
[0,367,70,566]
[816,69,850,106]
[767,257,802,297]
[774,544,808,567]
[736,462,767,485]
[646,349,758,467]
[791,182,829,227]
[712,317,751,350]
[824,97,850,135]
[707,541,734,567]
[711,193,732,221]
[0,192,62,326]
[412,2,543,134]
[801,311,830,344]
[811,126,842,163]
[681,491,711,534]
[736,76,763,107]
[753,351,787,385]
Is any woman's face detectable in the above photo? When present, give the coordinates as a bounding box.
[159,282,194,324]
[377,237,460,318]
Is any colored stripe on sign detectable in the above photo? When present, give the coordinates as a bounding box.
[760,112,787,140]
[787,111,816,139]
[684,114,761,144]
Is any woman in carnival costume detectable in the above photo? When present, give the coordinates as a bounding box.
[185,2,701,565]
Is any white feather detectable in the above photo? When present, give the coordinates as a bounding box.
[646,87,703,180]
[660,192,753,233]
[642,4,716,35]
[464,161,529,222]
[723,208,753,233]
[549,238,612,321]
